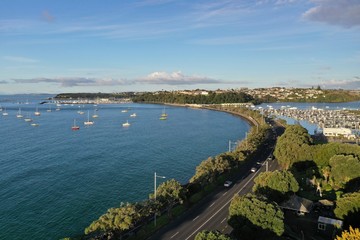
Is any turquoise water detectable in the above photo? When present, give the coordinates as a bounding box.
[0,95,250,239]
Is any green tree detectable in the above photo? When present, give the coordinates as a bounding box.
[253,170,299,202]
[228,194,284,238]
[334,192,360,228]
[274,124,312,169]
[329,155,360,188]
[156,179,186,218]
[195,230,232,240]
[85,202,141,235]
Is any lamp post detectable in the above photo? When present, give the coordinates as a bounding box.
[154,172,166,226]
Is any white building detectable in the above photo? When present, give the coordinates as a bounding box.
[323,128,356,139]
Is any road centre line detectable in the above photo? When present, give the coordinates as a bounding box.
[222,191,228,196]
[192,216,199,221]
[185,171,260,240]
[210,202,215,207]
[170,232,179,239]
[221,217,227,223]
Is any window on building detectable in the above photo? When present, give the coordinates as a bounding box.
[318,223,326,231]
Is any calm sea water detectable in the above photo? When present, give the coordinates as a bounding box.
[0,95,250,240]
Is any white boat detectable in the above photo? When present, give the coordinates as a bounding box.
[160,107,167,120]
[2,107,8,116]
[84,111,94,125]
[31,123,39,127]
[130,113,137,117]
[121,109,128,113]
[24,113,32,122]
[16,108,23,118]
[47,105,52,112]
[34,107,41,116]
[92,109,99,118]
[122,120,130,127]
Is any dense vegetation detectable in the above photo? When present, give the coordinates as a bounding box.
[253,170,299,202]
[84,179,185,238]
[132,91,258,104]
[195,230,232,240]
[336,226,360,240]
[228,193,284,239]
[334,192,360,228]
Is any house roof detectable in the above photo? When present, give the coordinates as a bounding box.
[318,216,343,228]
[280,195,313,213]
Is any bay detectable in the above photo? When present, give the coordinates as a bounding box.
[0,95,250,239]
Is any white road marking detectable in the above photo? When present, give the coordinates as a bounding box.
[222,191,228,196]
[221,217,227,223]
[185,171,259,240]
[192,216,199,221]
[170,232,179,239]
[210,202,215,207]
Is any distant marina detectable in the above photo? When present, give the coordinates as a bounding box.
[259,104,360,139]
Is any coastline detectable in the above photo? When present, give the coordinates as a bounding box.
[163,102,258,127]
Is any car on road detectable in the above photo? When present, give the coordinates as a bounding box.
[224,180,233,187]
[250,167,257,173]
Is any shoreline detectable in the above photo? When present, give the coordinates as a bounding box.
[162,102,258,127]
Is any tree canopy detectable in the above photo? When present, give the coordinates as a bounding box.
[334,192,360,228]
[195,230,232,240]
[228,193,284,238]
[274,124,313,169]
[329,155,360,189]
[253,170,299,202]
[85,202,141,235]
[132,91,257,104]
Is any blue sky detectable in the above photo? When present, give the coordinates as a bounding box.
[0,0,359,94]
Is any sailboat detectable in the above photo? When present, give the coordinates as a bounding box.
[47,104,52,112]
[122,120,130,127]
[92,109,99,118]
[84,111,94,125]
[72,119,80,130]
[24,113,33,122]
[16,108,23,118]
[2,107,8,116]
[34,107,41,116]
[159,107,167,120]
[130,113,137,117]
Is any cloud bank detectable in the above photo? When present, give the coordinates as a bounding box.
[137,71,227,85]
[303,0,360,28]
[11,71,237,88]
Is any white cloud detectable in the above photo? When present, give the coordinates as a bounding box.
[303,0,360,28]
[137,71,233,85]
[319,77,360,89]
[11,71,239,88]
[3,56,39,63]
[13,77,130,87]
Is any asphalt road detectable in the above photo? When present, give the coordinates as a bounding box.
[149,123,284,240]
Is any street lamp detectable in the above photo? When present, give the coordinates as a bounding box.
[154,172,166,226]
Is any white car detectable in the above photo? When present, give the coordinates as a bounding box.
[224,181,233,187]
[250,167,257,173]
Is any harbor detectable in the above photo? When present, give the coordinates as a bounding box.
[260,105,360,139]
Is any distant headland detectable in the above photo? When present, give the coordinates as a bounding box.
[54,87,360,104]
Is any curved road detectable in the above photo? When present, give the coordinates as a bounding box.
[149,124,284,240]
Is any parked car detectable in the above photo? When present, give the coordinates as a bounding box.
[224,180,233,187]
[250,167,257,173]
